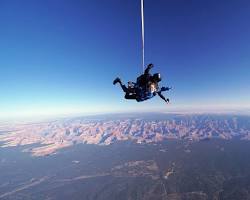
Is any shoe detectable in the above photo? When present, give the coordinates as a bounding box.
[113,77,121,85]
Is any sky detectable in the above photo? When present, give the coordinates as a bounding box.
[0,0,250,119]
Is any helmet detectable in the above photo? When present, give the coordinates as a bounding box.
[153,73,161,82]
[128,81,134,88]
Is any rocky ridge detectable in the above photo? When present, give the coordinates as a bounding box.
[1,114,250,156]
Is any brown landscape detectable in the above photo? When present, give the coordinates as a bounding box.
[1,113,250,156]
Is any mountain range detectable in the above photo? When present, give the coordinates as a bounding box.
[1,113,250,156]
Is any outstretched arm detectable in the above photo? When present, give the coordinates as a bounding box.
[157,92,169,103]
[144,63,154,75]
[161,86,171,92]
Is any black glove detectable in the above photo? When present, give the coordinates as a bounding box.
[161,87,171,91]
[148,63,154,68]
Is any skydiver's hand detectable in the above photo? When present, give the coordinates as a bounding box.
[148,63,154,68]
[161,87,171,91]
[165,98,170,103]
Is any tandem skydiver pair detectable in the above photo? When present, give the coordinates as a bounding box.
[113,64,171,103]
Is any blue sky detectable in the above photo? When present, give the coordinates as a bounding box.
[0,0,250,119]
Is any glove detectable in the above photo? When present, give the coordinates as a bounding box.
[161,87,171,91]
[148,63,154,68]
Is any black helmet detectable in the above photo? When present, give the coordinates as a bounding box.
[153,73,161,82]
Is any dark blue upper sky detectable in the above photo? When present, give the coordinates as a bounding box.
[1,0,250,118]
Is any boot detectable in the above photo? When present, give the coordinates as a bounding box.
[113,77,121,85]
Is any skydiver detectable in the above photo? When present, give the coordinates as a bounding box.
[136,63,171,102]
[113,63,171,103]
[112,63,154,96]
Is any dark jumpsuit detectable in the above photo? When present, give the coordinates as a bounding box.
[118,64,170,102]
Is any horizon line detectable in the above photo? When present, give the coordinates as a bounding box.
[1,105,250,123]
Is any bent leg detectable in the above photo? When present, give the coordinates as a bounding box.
[121,84,129,93]
[113,77,130,93]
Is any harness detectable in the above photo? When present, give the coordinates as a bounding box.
[134,82,159,102]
